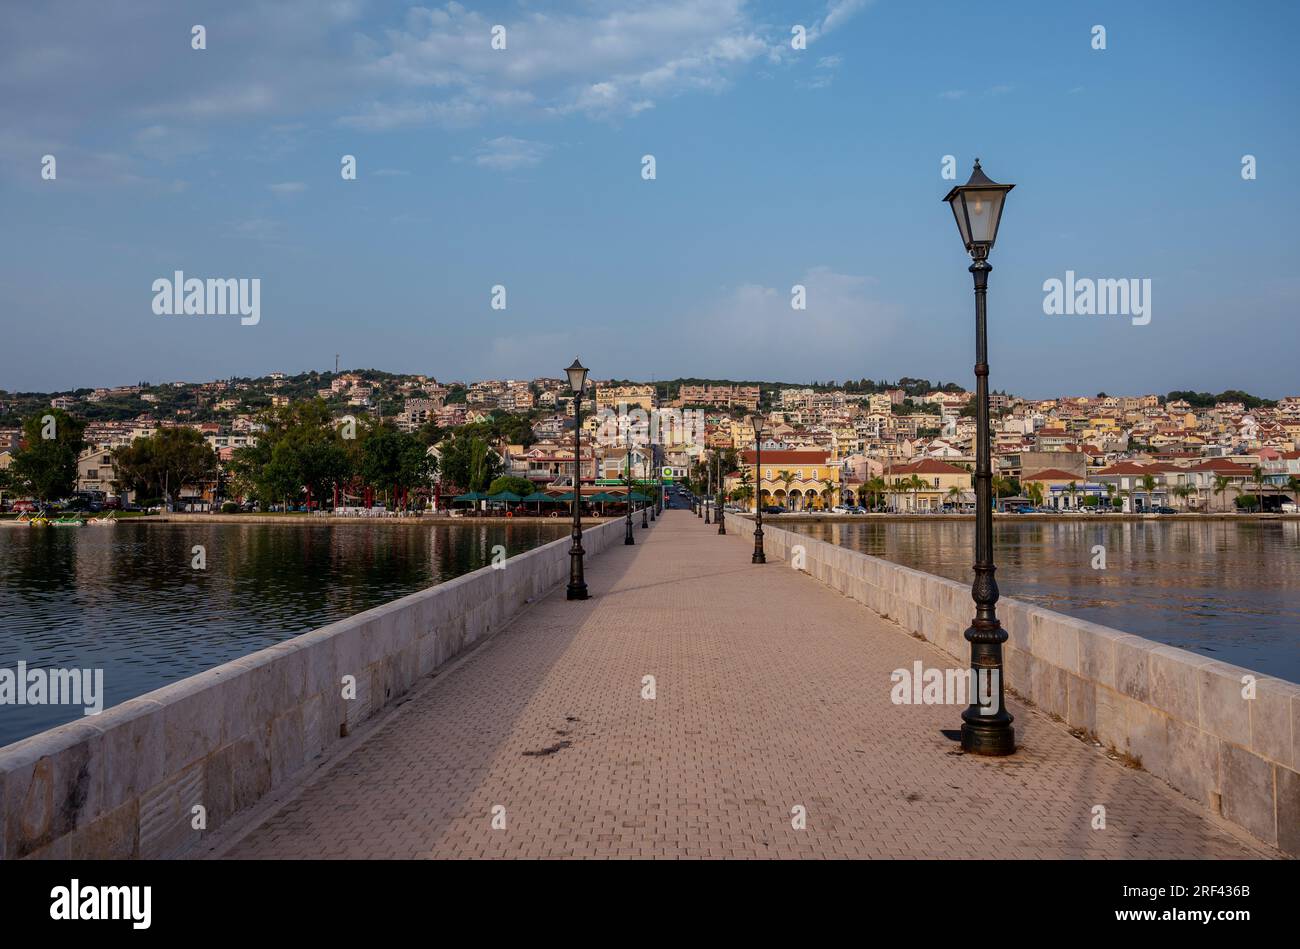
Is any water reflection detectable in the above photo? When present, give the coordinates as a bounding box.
[795,520,1299,684]
[0,521,569,746]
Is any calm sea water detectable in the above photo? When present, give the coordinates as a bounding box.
[792,519,1300,684]
[0,521,569,747]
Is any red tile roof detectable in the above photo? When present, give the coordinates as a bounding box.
[891,459,969,475]
[1022,468,1082,481]
[740,450,831,465]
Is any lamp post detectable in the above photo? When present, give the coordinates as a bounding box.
[716,451,726,535]
[624,426,635,545]
[641,452,649,528]
[943,159,1016,756]
[696,462,703,519]
[751,417,766,563]
[565,358,589,600]
[704,455,712,524]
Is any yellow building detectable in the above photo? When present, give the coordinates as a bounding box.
[729,450,841,510]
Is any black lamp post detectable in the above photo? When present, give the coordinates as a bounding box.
[565,358,589,600]
[751,418,766,563]
[716,451,726,535]
[641,452,649,528]
[704,456,712,524]
[944,159,1015,756]
[624,427,635,545]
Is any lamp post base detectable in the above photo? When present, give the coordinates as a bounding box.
[567,545,587,600]
[752,527,765,564]
[959,717,1016,756]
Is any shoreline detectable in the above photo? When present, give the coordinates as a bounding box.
[725,511,1300,524]
[2,511,1296,526]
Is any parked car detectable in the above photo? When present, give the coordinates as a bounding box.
[761,505,784,514]
[1153,506,1177,514]
[831,505,851,514]
[11,500,39,513]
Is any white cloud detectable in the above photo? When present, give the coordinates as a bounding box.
[701,266,903,373]
[473,136,552,171]
[269,181,307,195]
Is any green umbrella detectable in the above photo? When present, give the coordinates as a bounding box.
[589,492,623,503]
[453,491,489,502]
[488,491,524,502]
[521,492,556,502]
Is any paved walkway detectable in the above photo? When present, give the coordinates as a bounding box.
[216,510,1271,859]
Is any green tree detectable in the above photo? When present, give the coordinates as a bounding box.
[438,432,502,493]
[359,423,436,508]
[229,399,353,509]
[9,409,87,502]
[112,426,217,510]
[487,475,535,497]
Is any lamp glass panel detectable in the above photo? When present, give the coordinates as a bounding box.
[964,188,1005,245]
[949,195,971,248]
[565,363,588,393]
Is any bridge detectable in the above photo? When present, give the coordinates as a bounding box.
[1,509,1293,860]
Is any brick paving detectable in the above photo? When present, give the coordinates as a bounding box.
[217,510,1273,859]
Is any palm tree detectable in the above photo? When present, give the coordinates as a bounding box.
[946,484,961,512]
[776,469,796,510]
[1213,474,1231,513]
[1251,465,1267,512]
[1067,480,1078,511]
[908,474,926,512]
[1172,483,1194,511]
[1104,482,1117,512]
[1288,475,1300,508]
[865,476,887,511]
[1026,481,1044,508]
[1139,474,1156,512]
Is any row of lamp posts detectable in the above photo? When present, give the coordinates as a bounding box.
[565,356,659,600]
[568,159,1014,755]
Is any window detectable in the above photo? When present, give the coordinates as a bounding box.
[934,477,940,487]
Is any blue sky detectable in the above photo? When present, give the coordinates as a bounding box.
[2,0,1297,397]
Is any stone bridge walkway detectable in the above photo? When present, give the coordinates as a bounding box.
[211,510,1271,859]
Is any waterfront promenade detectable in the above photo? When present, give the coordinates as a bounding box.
[210,509,1274,859]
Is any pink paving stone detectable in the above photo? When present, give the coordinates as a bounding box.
[211,510,1277,860]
